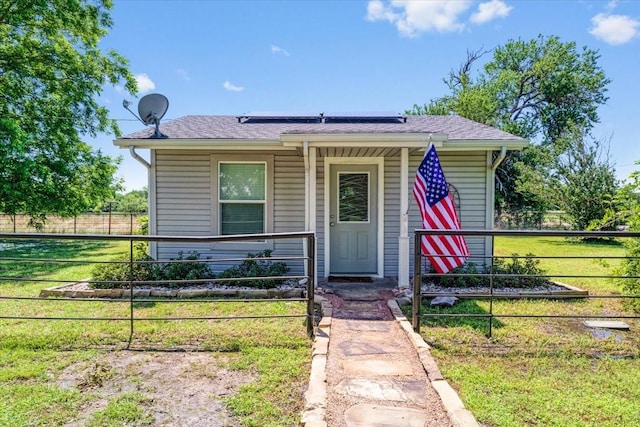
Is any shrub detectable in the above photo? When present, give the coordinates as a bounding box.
[430,254,549,288]
[90,248,214,289]
[138,215,148,235]
[614,238,640,313]
[152,251,215,287]
[217,249,289,289]
[91,242,154,289]
[492,253,548,288]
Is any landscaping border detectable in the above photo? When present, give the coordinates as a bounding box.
[38,282,305,299]
[420,281,588,299]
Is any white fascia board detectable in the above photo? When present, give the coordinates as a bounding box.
[280,132,448,147]
[441,139,529,151]
[113,138,295,150]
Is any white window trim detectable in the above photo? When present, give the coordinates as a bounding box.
[211,154,274,250]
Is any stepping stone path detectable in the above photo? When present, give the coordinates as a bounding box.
[325,289,452,427]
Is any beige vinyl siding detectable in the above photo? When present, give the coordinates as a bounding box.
[152,147,491,280]
[155,151,212,259]
[154,150,307,275]
[408,151,488,273]
[384,156,401,277]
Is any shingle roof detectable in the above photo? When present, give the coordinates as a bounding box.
[121,115,525,142]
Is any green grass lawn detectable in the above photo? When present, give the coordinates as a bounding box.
[0,239,311,427]
[418,236,640,427]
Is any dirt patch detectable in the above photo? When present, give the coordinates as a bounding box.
[58,351,254,427]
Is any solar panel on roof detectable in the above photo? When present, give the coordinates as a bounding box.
[236,111,407,124]
[237,111,321,123]
[323,111,406,124]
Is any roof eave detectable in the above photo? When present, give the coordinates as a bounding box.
[439,139,529,151]
[113,138,293,150]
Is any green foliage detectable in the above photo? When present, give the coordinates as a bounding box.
[492,253,548,288]
[110,188,148,213]
[90,243,155,289]
[90,247,214,289]
[217,250,289,289]
[433,254,549,288]
[138,215,149,235]
[610,165,640,312]
[0,0,136,225]
[152,251,215,287]
[409,35,611,215]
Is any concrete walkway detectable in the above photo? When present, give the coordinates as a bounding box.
[302,280,479,427]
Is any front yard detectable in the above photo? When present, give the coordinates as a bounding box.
[417,236,640,427]
[0,239,311,427]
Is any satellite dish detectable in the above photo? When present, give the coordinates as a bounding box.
[138,93,169,126]
[121,93,169,139]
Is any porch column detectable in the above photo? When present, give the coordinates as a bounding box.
[309,146,317,285]
[398,147,410,287]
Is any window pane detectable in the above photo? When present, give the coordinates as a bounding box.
[220,163,265,200]
[338,172,369,222]
[221,203,264,235]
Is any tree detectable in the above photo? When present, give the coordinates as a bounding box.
[410,35,611,215]
[0,0,136,227]
[111,188,148,213]
[549,126,618,230]
[611,164,640,312]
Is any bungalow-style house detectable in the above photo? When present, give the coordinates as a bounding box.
[115,112,527,287]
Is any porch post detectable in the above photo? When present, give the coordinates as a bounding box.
[309,146,318,285]
[398,147,410,287]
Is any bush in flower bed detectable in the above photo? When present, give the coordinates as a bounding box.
[90,247,288,289]
[91,243,157,289]
[432,253,549,288]
[216,250,289,289]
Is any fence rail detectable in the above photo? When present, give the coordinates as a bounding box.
[0,213,145,234]
[412,229,640,337]
[0,231,316,347]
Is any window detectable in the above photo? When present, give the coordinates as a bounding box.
[219,162,266,235]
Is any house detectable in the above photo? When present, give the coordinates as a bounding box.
[115,113,527,287]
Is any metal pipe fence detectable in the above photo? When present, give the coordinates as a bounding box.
[0,213,145,234]
[0,231,316,348]
[412,229,640,338]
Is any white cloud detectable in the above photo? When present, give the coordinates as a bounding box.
[176,68,190,81]
[366,0,473,37]
[470,0,512,24]
[271,45,289,56]
[135,73,156,94]
[223,81,244,92]
[590,13,639,45]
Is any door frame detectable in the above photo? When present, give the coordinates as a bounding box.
[323,157,384,278]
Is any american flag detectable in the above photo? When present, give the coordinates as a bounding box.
[413,144,469,274]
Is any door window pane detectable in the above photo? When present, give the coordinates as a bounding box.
[338,172,369,222]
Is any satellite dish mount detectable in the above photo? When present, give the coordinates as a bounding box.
[122,93,169,139]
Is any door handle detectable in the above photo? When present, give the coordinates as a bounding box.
[330,222,336,227]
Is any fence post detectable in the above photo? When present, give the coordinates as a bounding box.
[488,237,495,338]
[127,239,134,349]
[412,232,422,333]
[306,234,315,338]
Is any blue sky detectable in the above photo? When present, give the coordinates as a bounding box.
[94,0,640,191]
